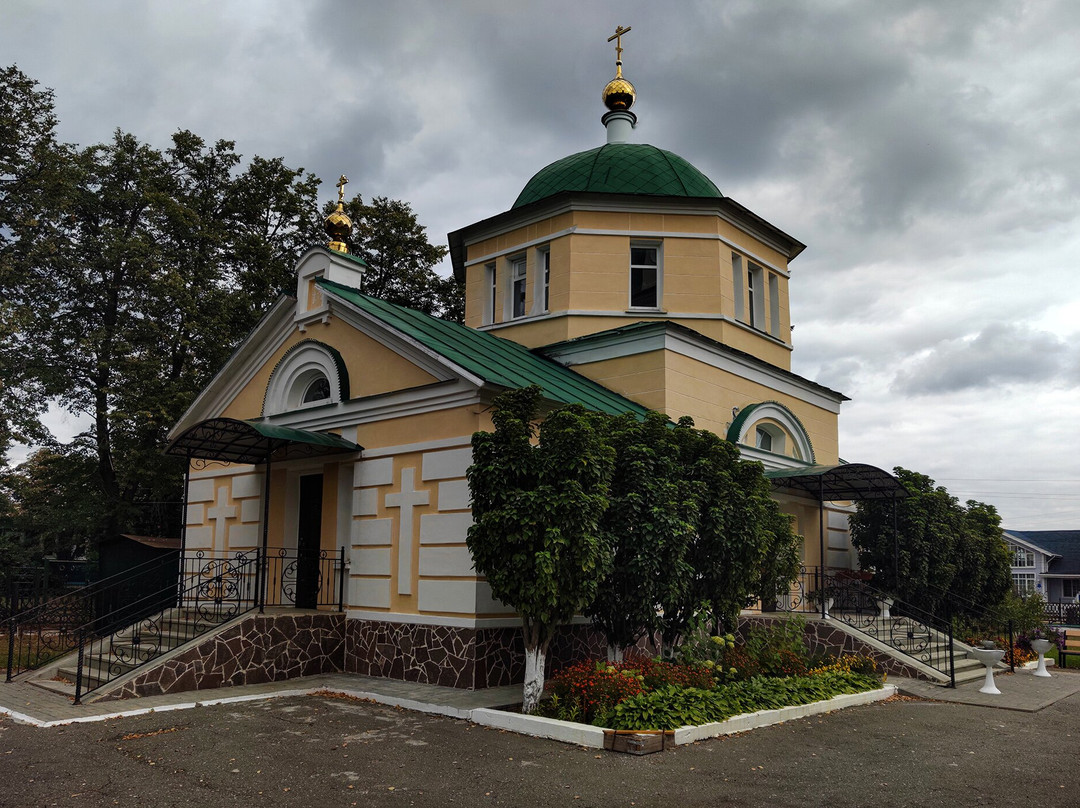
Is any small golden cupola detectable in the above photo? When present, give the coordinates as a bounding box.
[602,25,637,144]
[325,174,352,253]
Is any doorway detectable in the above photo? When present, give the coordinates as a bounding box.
[295,473,323,609]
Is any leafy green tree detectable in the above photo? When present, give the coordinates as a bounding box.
[337,194,459,320]
[656,421,800,650]
[467,386,615,712]
[585,411,696,659]
[849,467,1011,616]
[0,65,68,455]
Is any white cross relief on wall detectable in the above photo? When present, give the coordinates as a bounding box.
[385,467,429,595]
[207,486,238,547]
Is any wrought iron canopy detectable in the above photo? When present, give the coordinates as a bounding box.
[765,463,907,501]
[165,417,363,464]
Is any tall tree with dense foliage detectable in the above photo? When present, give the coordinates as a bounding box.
[656,420,801,649]
[849,467,1011,616]
[337,194,461,321]
[585,411,696,659]
[467,386,615,712]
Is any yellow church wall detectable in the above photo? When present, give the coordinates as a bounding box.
[662,352,839,463]
[220,317,440,422]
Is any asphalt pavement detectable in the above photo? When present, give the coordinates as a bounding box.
[2,681,1078,807]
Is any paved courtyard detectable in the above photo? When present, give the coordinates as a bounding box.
[1,678,1078,807]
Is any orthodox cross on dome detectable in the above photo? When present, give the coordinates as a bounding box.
[336,174,349,205]
[607,25,631,77]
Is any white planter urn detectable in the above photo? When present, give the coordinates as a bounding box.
[880,597,894,620]
[1031,638,1053,678]
[823,597,834,618]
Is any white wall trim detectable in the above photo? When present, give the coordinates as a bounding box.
[360,435,473,459]
[464,226,577,268]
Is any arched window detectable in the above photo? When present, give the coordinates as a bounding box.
[727,401,815,468]
[262,340,349,416]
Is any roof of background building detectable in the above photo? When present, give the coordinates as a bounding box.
[318,278,652,418]
[1006,530,1080,575]
[513,143,722,208]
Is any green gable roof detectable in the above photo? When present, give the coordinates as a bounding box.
[317,278,652,418]
[513,143,723,209]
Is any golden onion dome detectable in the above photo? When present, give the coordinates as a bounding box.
[325,174,352,253]
[602,76,636,111]
[325,204,351,253]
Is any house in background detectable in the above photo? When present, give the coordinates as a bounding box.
[1003,530,1080,609]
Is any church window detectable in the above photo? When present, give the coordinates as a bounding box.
[629,243,660,309]
[768,273,780,338]
[755,427,773,452]
[484,262,496,325]
[302,376,331,404]
[538,246,550,312]
[747,263,765,329]
[510,256,527,318]
[732,253,745,321]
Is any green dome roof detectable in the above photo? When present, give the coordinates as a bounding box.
[512,143,722,209]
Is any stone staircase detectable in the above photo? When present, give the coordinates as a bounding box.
[30,605,245,698]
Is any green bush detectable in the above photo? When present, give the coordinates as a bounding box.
[605,672,881,730]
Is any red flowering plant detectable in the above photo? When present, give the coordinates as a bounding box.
[538,654,716,725]
[540,660,647,724]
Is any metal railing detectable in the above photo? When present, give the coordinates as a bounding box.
[5,546,346,700]
[769,566,956,686]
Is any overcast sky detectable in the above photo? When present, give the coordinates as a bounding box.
[4,0,1080,530]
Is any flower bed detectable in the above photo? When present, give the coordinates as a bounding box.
[536,620,884,732]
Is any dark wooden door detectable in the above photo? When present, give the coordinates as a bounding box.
[296,474,323,609]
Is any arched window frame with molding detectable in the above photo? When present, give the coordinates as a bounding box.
[727,401,815,469]
[262,340,350,417]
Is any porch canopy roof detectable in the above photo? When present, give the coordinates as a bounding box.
[765,463,907,501]
[165,417,363,465]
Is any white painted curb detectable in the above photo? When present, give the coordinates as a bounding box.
[470,707,607,748]
[466,684,896,748]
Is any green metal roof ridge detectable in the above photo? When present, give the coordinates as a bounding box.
[316,278,651,418]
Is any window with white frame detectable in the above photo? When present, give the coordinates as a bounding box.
[1010,544,1035,567]
[754,427,773,452]
[1012,572,1036,596]
[1063,579,1080,599]
[484,262,497,325]
[629,243,660,309]
[510,256,527,318]
[732,253,745,321]
[768,273,780,338]
[536,246,550,313]
[747,262,765,330]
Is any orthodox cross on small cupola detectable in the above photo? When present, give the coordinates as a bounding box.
[324,173,353,253]
[602,25,637,142]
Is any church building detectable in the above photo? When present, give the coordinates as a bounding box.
[144,29,888,696]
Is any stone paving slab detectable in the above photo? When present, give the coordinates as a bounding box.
[891,664,1080,711]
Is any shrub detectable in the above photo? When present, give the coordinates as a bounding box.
[808,653,879,678]
[743,617,811,678]
[606,672,882,730]
[541,660,646,724]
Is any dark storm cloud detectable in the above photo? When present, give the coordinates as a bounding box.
[892,322,1070,395]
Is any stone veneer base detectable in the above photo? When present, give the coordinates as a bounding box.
[95,613,611,701]
[344,618,607,689]
[97,613,346,701]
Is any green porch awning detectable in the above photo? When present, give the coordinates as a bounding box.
[165,417,363,465]
[765,463,907,501]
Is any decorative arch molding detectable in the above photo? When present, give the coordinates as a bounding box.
[727,401,815,464]
[262,340,351,417]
